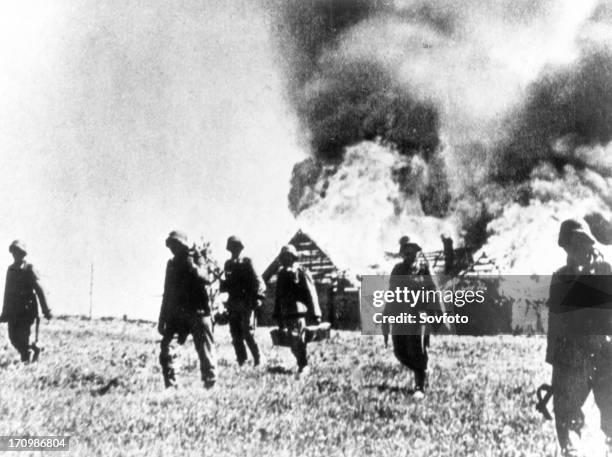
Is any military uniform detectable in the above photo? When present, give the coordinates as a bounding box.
[547,257,612,451]
[273,248,321,371]
[158,231,216,388]
[383,259,437,392]
[220,254,264,366]
[0,240,51,363]
[546,219,612,454]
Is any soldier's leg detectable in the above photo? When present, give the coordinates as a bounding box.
[242,311,260,365]
[592,351,612,442]
[289,318,308,370]
[229,314,247,365]
[191,315,217,387]
[415,333,430,392]
[159,331,177,388]
[391,334,411,367]
[552,363,590,451]
[392,334,428,390]
[8,319,31,362]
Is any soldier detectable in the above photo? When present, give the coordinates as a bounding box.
[220,236,265,367]
[547,219,612,456]
[273,244,321,377]
[383,236,437,399]
[0,240,51,363]
[158,231,216,389]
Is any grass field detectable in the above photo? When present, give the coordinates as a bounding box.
[0,317,607,456]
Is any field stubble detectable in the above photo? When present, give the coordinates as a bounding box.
[0,317,601,456]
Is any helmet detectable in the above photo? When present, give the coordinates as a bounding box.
[165,230,189,249]
[558,219,595,248]
[226,236,244,250]
[398,235,411,247]
[279,244,298,259]
[8,240,27,255]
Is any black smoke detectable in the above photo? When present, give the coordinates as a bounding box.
[273,0,440,162]
[495,47,612,182]
[301,60,440,161]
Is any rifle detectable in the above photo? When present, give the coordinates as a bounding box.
[30,316,41,362]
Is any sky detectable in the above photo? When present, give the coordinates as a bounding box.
[0,0,303,319]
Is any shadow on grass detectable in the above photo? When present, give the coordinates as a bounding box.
[91,377,121,396]
[266,365,293,375]
[0,359,19,369]
[363,381,414,395]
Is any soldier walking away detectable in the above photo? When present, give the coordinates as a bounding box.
[220,236,265,367]
[382,236,438,400]
[546,219,612,456]
[273,244,322,378]
[158,231,217,389]
[0,240,51,363]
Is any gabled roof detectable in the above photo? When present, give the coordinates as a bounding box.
[263,229,359,285]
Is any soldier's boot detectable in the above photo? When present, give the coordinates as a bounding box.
[253,353,265,368]
[295,365,310,379]
[414,370,428,392]
[162,367,177,389]
[19,347,30,364]
[232,338,248,366]
[558,429,581,457]
[560,445,580,457]
[29,344,41,363]
[245,335,260,367]
[159,351,177,388]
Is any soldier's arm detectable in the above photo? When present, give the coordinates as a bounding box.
[388,263,402,292]
[382,265,402,342]
[423,273,441,314]
[0,269,9,321]
[219,260,231,292]
[245,257,266,301]
[381,298,390,343]
[273,272,283,327]
[159,261,172,324]
[298,267,321,321]
[31,266,51,319]
[384,264,403,317]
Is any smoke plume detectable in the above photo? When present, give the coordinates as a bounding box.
[274,0,440,162]
[496,47,612,182]
[269,0,612,272]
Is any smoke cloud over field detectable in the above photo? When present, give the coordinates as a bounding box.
[268,0,612,273]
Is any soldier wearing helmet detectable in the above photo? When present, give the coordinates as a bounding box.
[220,236,265,367]
[158,230,217,389]
[547,218,612,456]
[383,236,438,399]
[273,244,322,377]
[0,240,51,363]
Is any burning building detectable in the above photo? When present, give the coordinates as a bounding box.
[266,0,612,279]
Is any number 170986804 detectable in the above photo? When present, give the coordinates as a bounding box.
[0,436,70,451]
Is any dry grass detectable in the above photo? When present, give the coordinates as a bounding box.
[0,316,592,456]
